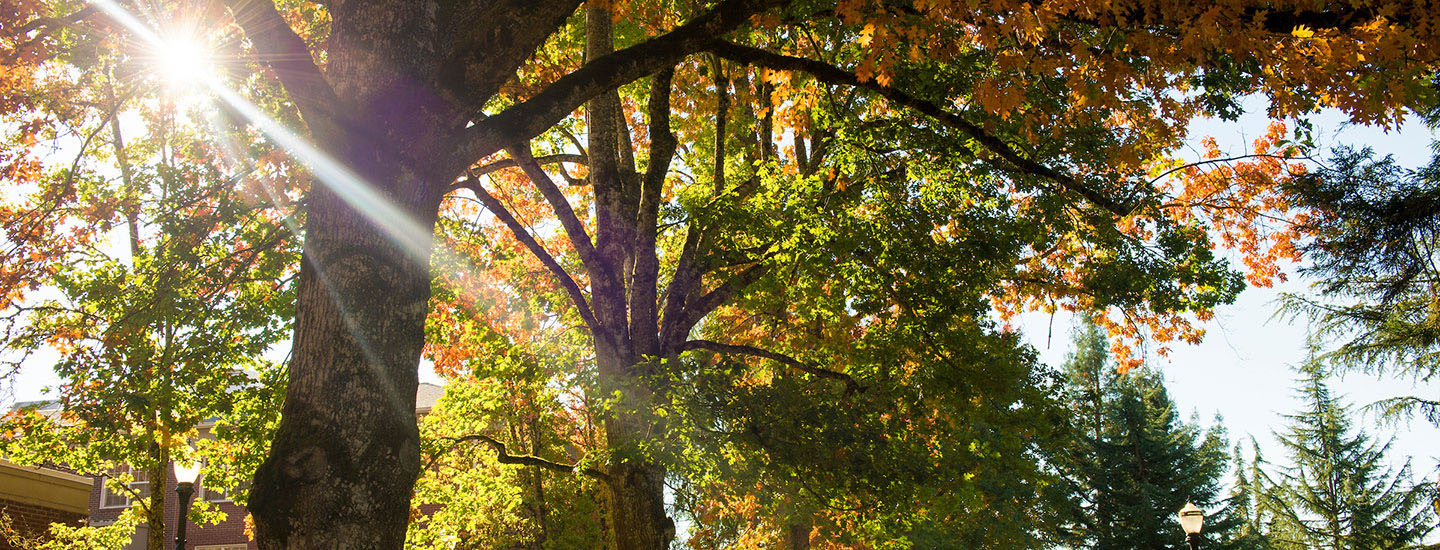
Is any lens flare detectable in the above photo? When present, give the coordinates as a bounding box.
[154,34,212,89]
[88,0,453,402]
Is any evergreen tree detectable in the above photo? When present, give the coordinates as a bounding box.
[1048,322,1241,550]
[1224,440,1279,550]
[1262,366,1438,550]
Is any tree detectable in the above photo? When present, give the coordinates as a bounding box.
[1046,322,1241,550]
[1282,145,1440,426]
[0,7,295,546]
[1261,365,1438,550]
[1224,441,1279,550]
[10,1,1440,548]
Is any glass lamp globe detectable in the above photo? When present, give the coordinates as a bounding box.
[1177,502,1205,535]
[174,459,203,485]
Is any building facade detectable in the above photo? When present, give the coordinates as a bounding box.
[0,459,91,550]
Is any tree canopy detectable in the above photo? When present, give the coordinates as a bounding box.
[6,0,1440,549]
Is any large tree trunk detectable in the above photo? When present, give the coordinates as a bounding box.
[245,3,452,546]
[247,172,437,549]
[605,458,672,550]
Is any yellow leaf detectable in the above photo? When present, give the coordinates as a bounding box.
[1291,25,1314,38]
[858,23,875,47]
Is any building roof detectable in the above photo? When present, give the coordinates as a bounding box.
[416,382,444,414]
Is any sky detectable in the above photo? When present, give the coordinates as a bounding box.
[1015,98,1440,486]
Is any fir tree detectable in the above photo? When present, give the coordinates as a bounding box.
[1262,366,1438,550]
[1224,440,1278,550]
[1047,322,1242,550]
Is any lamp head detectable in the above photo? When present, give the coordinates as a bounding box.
[1177,502,1205,535]
[173,459,203,486]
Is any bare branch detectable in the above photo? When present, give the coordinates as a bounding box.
[507,145,600,271]
[455,177,604,338]
[467,154,586,181]
[427,434,609,481]
[681,339,863,394]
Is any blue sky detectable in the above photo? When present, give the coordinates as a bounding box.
[1016,99,1440,483]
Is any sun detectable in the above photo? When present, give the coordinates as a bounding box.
[152,30,216,93]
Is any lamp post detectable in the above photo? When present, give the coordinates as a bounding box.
[173,460,203,550]
[1176,501,1205,550]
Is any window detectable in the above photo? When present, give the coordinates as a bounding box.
[100,466,149,509]
[201,484,229,502]
[200,479,248,503]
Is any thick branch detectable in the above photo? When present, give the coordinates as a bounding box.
[15,5,94,35]
[508,145,600,271]
[630,68,678,357]
[428,434,609,480]
[710,41,1127,214]
[220,0,339,125]
[436,0,584,112]
[457,177,603,338]
[670,262,771,343]
[681,339,862,394]
[467,154,586,180]
[658,223,706,349]
[449,0,789,170]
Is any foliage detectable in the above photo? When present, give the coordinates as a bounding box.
[0,506,141,550]
[10,0,1440,547]
[0,2,299,544]
[1260,364,1438,550]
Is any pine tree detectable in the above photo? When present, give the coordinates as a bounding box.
[1262,366,1438,550]
[1223,440,1279,550]
[1048,322,1242,550]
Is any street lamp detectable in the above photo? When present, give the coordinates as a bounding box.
[173,459,203,550]
[1177,501,1205,550]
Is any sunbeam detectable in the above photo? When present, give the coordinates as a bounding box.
[89,0,438,268]
[206,85,438,264]
[86,0,449,414]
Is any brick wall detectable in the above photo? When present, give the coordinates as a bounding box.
[0,498,85,550]
[88,475,255,550]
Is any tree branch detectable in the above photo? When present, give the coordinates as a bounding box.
[630,68,678,357]
[710,41,1128,215]
[448,0,789,170]
[681,339,862,394]
[15,5,94,34]
[220,0,339,125]
[670,262,771,343]
[507,145,600,271]
[462,154,586,182]
[427,434,609,481]
[456,176,603,338]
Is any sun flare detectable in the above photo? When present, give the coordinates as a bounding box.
[153,32,214,91]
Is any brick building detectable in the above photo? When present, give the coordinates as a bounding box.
[0,459,91,550]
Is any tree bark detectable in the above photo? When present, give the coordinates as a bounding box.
[145,449,167,550]
[243,3,451,547]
